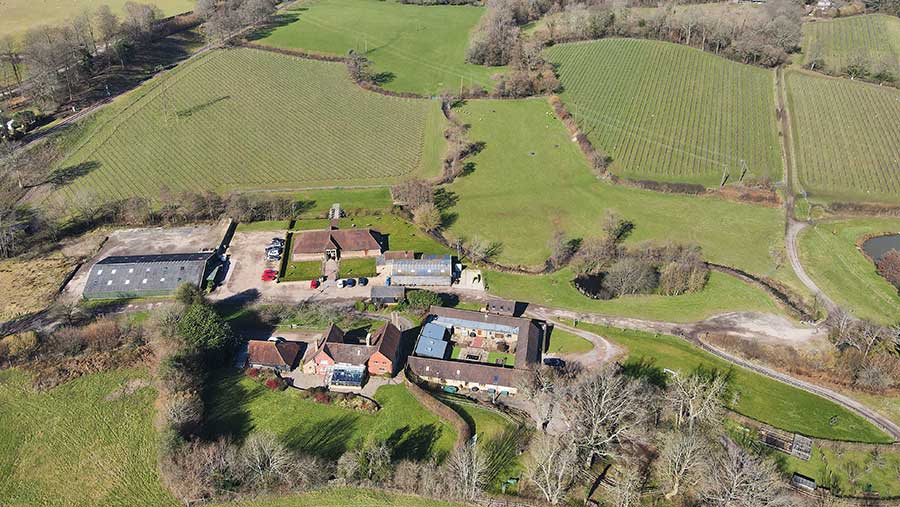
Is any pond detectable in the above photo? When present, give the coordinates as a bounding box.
[862,234,900,261]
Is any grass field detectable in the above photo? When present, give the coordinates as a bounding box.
[0,368,179,506]
[578,325,891,443]
[283,260,323,282]
[544,39,781,187]
[0,0,193,41]
[48,48,445,206]
[339,257,377,278]
[782,444,900,497]
[546,328,594,355]
[254,0,499,95]
[786,70,900,203]
[798,218,900,324]
[445,99,801,294]
[802,14,900,73]
[0,255,76,321]
[204,371,457,460]
[337,214,454,255]
[214,489,471,507]
[487,269,781,322]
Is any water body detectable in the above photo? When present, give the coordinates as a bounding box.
[862,234,900,261]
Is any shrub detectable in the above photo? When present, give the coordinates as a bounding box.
[659,261,709,296]
[2,331,38,361]
[602,258,658,297]
[246,367,260,378]
[407,289,442,311]
[264,377,285,390]
[314,390,332,404]
[876,249,900,288]
[81,317,124,351]
[177,303,235,360]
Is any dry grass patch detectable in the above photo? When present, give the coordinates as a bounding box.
[0,255,75,321]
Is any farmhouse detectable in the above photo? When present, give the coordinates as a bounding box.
[408,306,543,395]
[246,339,302,372]
[303,322,404,386]
[82,253,215,299]
[383,254,454,286]
[292,227,383,261]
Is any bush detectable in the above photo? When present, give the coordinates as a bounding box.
[1,331,39,361]
[246,367,260,378]
[876,249,900,288]
[602,258,658,297]
[407,289,442,311]
[177,303,235,361]
[264,377,286,391]
[81,317,124,351]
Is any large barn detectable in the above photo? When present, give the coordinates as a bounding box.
[82,253,214,299]
[385,254,453,286]
[291,228,383,261]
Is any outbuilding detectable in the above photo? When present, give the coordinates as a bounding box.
[83,252,214,299]
[246,339,302,372]
[387,254,453,286]
[370,286,406,306]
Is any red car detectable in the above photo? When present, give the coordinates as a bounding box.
[309,279,320,289]
[261,269,278,282]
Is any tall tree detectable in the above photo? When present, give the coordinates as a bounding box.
[701,443,792,507]
[525,433,581,505]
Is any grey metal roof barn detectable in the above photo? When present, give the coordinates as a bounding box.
[83,253,214,299]
[388,254,452,286]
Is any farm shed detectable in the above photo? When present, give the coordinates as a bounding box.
[246,339,302,372]
[82,253,214,299]
[408,356,519,395]
[371,286,406,305]
[485,299,517,316]
[791,473,816,492]
[387,254,453,286]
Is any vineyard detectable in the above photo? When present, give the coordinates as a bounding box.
[254,0,499,95]
[544,39,782,187]
[786,70,900,203]
[47,48,444,206]
[802,14,900,73]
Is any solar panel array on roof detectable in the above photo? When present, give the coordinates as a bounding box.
[84,253,213,299]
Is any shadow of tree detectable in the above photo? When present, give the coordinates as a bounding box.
[176,95,230,118]
[35,161,100,187]
[370,71,396,85]
[202,370,266,444]
[246,11,303,41]
[282,413,360,459]
[391,423,438,461]
[621,357,668,388]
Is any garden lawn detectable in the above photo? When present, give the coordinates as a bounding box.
[283,260,323,282]
[486,269,781,322]
[544,39,781,186]
[236,220,291,232]
[782,444,900,497]
[253,0,499,95]
[339,257,377,278]
[798,218,900,324]
[0,368,178,506]
[0,0,193,41]
[204,371,457,461]
[580,324,891,443]
[445,99,803,295]
[546,328,594,354]
[48,48,445,206]
[214,488,471,507]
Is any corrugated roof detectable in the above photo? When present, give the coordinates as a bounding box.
[390,255,452,277]
[84,253,212,298]
[425,306,543,369]
[371,286,405,298]
[421,322,448,341]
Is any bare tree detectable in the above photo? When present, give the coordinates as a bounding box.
[240,432,293,490]
[655,430,711,501]
[563,367,651,469]
[95,5,124,68]
[701,442,792,507]
[525,433,582,504]
[605,459,645,507]
[665,369,730,433]
[603,257,658,297]
[413,203,442,232]
[447,439,487,501]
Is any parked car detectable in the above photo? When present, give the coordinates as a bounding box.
[265,246,283,254]
[543,357,566,368]
[261,270,277,281]
[270,238,285,245]
[338,278,356,288]
[266,254,281,262]
[310,279,320,289]
[357,277,368,286]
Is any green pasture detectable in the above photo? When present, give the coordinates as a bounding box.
[254,0,500,95]
[0,368,178,506]
[486,269,780,323]
[444,99,802,294]
[786,70,900,203]
[579,325,892,443]
[546,328,594,355]
[801,14,900,73]
[798,218,900,324]
[48,48,445,207]
[0,0,193,41]
[203,371,457,460]
[545,39,781,187]
[338,214,453,255]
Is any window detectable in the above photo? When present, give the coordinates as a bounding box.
[142,279,148,284]
[124,280,130,285]
[106,280,113,286]
[111,269,117,274]
[96,269,103,275]
[160,278,165,282]
[128,268,134,273]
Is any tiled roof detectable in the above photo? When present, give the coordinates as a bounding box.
[293,229,382,254]
[247,340,301,368]
[372,323,403,362]
[408,356,519,389]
